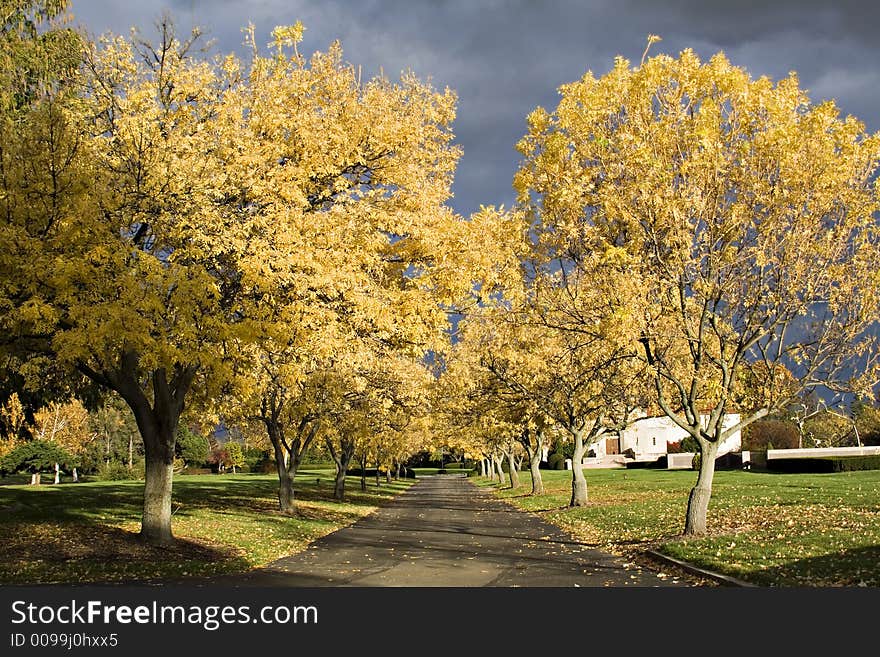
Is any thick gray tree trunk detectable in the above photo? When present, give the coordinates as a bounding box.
[480,458,487,477]
[72,467,78,483]
[493,454,505,482]
[529,449,544,496]
[570,430,588,507]
[134,410,181,546]
[274,450,295,514]
[328,436,356,501]
[30,472,41,485]
[78,358,196,546]
[53,462,60,484]
[520,428,545,496]
[263,411,319,515]
[505,449,519,489]
[333,466,346,499]
[142,457,174,544]
[684,438,719,535]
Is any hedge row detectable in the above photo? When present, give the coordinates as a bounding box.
[767,455,880,473]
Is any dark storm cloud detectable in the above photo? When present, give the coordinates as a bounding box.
[68,0,880,217]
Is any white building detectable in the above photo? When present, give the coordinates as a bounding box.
[592,411,742,462]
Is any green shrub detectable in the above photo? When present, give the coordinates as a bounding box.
[175,426,210,468]
[625,456,667,469]
[95,460,144,481]
[0,440,73,476]
[767,455,880,473]
[547,452,565,470]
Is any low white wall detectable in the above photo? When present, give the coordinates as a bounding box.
[767,446,880,460]
[667,453,696,470]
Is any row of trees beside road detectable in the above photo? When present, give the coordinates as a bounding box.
[2,4,878,544]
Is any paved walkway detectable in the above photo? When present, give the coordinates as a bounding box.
[215,475,690,587]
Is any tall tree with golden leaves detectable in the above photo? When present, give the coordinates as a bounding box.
[515,40,880,534]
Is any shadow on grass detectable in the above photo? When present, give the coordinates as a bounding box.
[0,520,252,585]
[0,473,411,584]
[0,473,409,523]
[743,544,880,587]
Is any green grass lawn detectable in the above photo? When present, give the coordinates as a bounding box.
[481,468,880,587]
[0,468,413,585]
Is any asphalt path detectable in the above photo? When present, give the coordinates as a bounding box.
[214,474,690,587]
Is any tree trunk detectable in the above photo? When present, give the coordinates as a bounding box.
[570,431,588,507]
[360,455,367,492]
[72,467,78,483]
[494,454,505,481]
[333,465,346,500]
[506,450,519,489]
[133,398,183,545]
[684,438,718,536]
[529,449,544,496]
[386,467,392,484]
[102,363,196,546]
[142,456,174,545]
[328,437,355,501]
[480,458,487,477]
[395,462,401,480]
[128,433,133,471]
[54,462,60,484]
[30,472,41,485]
[276,459,295,515]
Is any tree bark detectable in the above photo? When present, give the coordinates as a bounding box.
[505,449,519,489]
[684,438,718,536]
[570,430,588,507]
[520,428,545,496]
[72,467,78,483]
[30,472,41,485]
[262,409,320,514]
[360,454,367,491]
[333,465,346,500]
[53,462,60,484]
[275,448,295,515]
[328,436,355,501]
[111,363,195,546]
[493,454,505,481]
[142,455,174,545]
[480,458,487,477]
[529,449,544,496]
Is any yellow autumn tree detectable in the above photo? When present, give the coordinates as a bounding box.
[212,20,490,512]
[32,398,92,482]
[0,394,27,459]
[515,40,880,534]
[0,15,479,544]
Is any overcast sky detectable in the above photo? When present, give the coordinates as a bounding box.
[66,0,880,219]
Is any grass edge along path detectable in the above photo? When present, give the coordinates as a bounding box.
[0,469,414,585]
[480,468,880,587]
